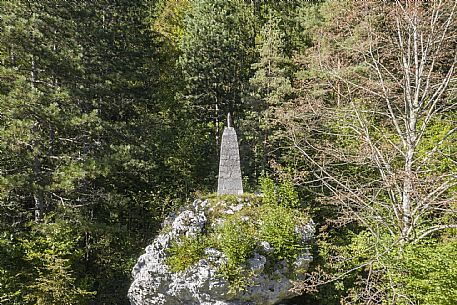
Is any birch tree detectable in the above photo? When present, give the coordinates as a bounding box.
[278,0,456,302]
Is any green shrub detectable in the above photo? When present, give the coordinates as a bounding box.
[258,174,305,262]
[217,262,254,294]
[389,239,457,305]
[278,179,300,208]
[213,216,257,292]
[259,173,278,206]
[166,235,207,272]
[259,173,300,208]
[216,218,256,265]
[259,205,302,262]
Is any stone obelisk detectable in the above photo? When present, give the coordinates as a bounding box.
[217,113,243,195]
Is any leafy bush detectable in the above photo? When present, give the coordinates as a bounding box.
[259,205,302,262]
[260,173,300,208]
[258,173,303,262]
[278,179,300,208]
[211,211,256,292]
[390,239,457,305]
[259,174,278,206]
[20,220,95,305]
[166,235,207,272]
[216,218,256,265]
[217,262,253,294]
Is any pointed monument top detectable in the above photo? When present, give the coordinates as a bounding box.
[227,112,232,128]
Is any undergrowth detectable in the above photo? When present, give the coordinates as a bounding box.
[166,234,208,272]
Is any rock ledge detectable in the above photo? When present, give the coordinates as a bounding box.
[128,198,315,305]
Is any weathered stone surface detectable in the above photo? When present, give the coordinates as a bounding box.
[128,199,315,305]
[218,127,243,195]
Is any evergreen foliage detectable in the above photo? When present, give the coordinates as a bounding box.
[179,0,256,181]
[180,0,255,118]
[0,0,209,303]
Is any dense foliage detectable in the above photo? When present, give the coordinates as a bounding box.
[0,0,455,304]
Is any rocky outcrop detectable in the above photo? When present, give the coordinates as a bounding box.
[128,198,315,305]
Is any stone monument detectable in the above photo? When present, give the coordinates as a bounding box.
[217,113,243,195]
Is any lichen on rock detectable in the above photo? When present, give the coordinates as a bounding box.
[128,196,315,305]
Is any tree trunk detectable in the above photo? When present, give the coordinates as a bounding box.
[33,155,44,222]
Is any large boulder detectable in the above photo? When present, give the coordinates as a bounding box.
[128,198,315,305]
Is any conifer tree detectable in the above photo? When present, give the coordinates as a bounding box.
[242,15,293,178]
[0,1,203,303]
[0,1,95,303]
[180,0,256,149]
